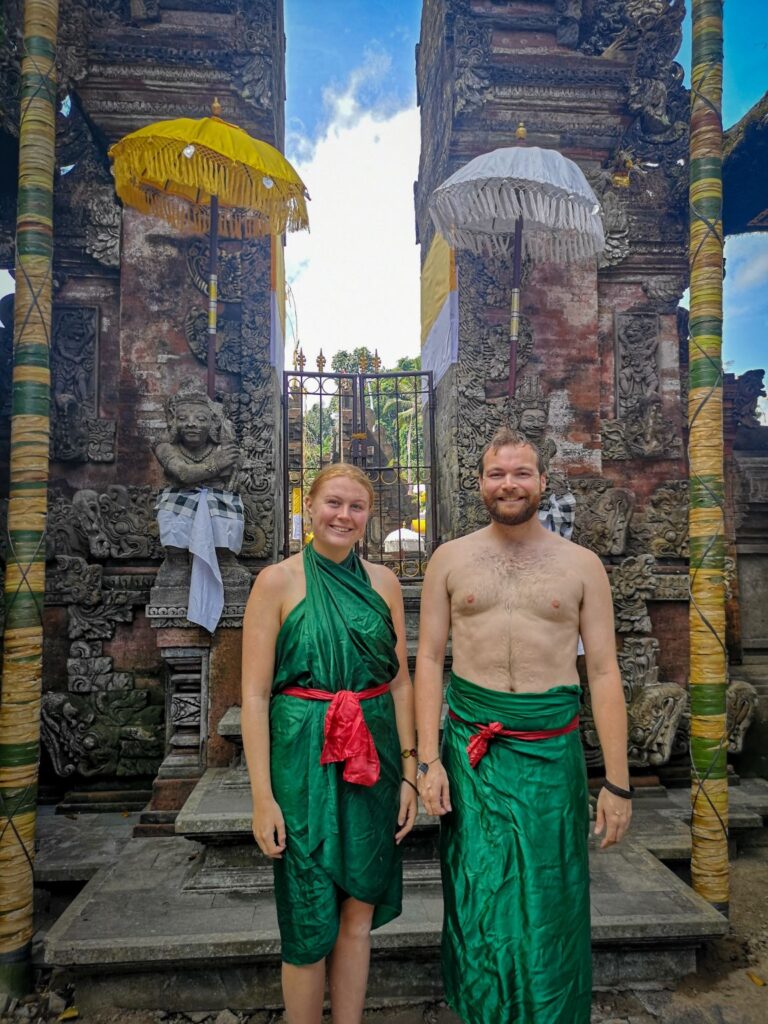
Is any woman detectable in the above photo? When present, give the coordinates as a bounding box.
[241,463,417,1024]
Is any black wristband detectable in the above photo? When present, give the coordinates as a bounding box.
[603,779,634,800]
[401,777,418,794]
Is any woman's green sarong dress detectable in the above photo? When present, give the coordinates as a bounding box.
[441,672,591,1024]
[269,544,402,965]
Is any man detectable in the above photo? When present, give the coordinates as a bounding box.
[415,426,631,1024]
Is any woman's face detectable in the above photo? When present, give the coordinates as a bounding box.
[306,476,370,557]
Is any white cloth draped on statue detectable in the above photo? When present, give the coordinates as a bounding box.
[156,487,245,632]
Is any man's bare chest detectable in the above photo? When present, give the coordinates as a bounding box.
[449,550,582,624]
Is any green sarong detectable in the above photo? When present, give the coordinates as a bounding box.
[441,672,591,1024]
[269,544,402,964]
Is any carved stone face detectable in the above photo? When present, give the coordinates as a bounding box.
[518,407,547,444]
[176,402,213,450]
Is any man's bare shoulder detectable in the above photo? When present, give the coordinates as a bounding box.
[430,528,492,565]
[552,534,609,579]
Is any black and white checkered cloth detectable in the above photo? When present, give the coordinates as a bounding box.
[155,487,244,521]
[538,490,577,539]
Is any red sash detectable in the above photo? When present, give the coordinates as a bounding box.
[281,682,390,786]
[448,709,580,768]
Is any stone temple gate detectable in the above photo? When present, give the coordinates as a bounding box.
[0,0,764,825]
[0,0,768,1009]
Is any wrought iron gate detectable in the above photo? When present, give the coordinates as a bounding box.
[282,356,436,578]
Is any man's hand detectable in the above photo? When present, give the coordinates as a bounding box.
[418,760,452,816]
[594,788,631,848]
[252,798,286,858]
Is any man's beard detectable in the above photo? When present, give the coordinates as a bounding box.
[483,492,540,526]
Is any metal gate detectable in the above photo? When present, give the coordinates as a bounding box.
[282,355,436,578]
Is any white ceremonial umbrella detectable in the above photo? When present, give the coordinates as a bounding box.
[428,129,604,396]
[383,527,423,554]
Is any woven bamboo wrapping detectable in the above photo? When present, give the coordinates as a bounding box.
[688,0,728,908]
[0,0,57,987]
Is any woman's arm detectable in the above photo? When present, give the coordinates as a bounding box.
[371,565,418,842]
[241,564,287,858]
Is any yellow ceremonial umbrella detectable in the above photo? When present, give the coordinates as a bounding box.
[109,99,309,396]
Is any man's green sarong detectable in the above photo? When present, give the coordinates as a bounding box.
[269,544,402,964]
[441,672,591,1024]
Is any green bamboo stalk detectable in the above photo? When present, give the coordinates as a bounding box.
[688,0,728,911]
[0,0,58,997]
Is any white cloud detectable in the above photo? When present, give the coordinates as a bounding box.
[284,58,420,371]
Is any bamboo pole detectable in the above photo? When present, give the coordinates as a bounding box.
[0,0,59,996]
[688,0,728,912]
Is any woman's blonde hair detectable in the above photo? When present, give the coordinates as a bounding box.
[306,463,375,507]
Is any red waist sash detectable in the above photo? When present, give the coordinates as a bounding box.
[280,682,391,786]
[448,709,580,768]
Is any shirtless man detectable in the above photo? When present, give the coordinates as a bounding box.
[415,426,631,1024]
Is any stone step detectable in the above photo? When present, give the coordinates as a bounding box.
[44,835,728,1014]
[175,768,768,859]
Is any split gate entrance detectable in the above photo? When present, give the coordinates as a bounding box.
[282,360,436,578]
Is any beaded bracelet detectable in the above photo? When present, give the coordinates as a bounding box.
[401,748,417,759]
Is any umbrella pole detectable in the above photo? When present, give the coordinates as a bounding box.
[508,215,523,399]
[207,193,219,398]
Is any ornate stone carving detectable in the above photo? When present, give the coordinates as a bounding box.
[581,636,687,767]
[154,377,242,491]
[726,680,759,755]
[621,638,688,767]
[611,554,655,634]
[642,275,687,312]
[157,647,209,778]
[554,0,582,48]
[733,370,766,430]
[602,398,682,461]
[571,479,635,556]
[453,17,491,117]
[616,312,660,418]
[232,0,276,113]
[48,487,161,561]
[184,311,242,374]
[597,189,630,268]
[629,481,689,558]
[41,690,164,778]
[186,239,246,303]
[674,679,759,761]
[51,306,116,463]
[651,572,688,601]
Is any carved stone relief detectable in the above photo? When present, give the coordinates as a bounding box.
[41,555,162,778]
[629,480,689,558]
[611,554,655,634]
[571,478,635,556]
[453,17,491,117]
[51,306,116,463]
[581,636,688,768]
[602,312,681,460]
[47,486,161,562]
[674,678,760,760]
[733,370,766,431]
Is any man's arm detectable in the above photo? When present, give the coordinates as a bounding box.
[414,545,453,815]
[579,550,632,848]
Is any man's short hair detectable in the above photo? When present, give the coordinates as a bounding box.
[478,426,546,476]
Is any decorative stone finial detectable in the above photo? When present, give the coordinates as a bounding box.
[515,122,527,143]
[211,97,222,117]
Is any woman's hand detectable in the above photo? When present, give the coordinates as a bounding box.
[252,798,287,858]
[395,781,418,844]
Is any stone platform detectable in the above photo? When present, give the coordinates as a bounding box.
[40,780,768,1012]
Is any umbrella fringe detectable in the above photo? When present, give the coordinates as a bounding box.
[115,181,308,238]
[431,178,604,262]
[112,139,309,234]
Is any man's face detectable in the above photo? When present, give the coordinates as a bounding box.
[479,444,545,526]
[177,402,213,449]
